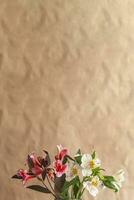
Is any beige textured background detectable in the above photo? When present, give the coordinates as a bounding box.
[0,0,133,199]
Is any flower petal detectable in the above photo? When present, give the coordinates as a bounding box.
[88,185,99,197]
[94,158,101,167]
[81,154,92,168]
[53,160,67,177]
[82,168,92,177]
[83,181,90,189]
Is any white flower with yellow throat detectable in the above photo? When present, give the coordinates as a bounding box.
[66,162,82,181]
[81,153,101,177]
[83,176,102,197]
[112,169,125,191]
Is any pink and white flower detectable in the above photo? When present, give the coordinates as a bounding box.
[27,153,43,176]
[17,169,35,185]
[53,145,68,177]
[53,160,68,177]
[55,145,68,161]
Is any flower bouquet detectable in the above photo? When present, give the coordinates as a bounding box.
[12,145,124,200]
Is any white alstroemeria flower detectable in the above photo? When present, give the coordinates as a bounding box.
[66,163,82,181]
[83,176,101,197]
[81,154,101,177]
[112,169,125,191]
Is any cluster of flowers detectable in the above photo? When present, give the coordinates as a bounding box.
[12,145,125,199]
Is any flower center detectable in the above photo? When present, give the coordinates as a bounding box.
[72,166,78,175]
[89,160,95,169]
[91,179,98,187]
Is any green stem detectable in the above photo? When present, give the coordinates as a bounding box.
[38,176,57,198]
[81,187,85,196]
[46,175,55,194]
[71,186,74,199]
[76,183,84,199]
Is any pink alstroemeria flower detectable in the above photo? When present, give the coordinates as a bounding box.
[55,145,68,161]
[27,153,43,176]
[53,160,68,177]
[17,169,35,185]
[53,145,68,177]
[47,168,55,181]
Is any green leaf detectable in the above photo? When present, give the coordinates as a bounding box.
[41,169,47,181]
[62,176,79,191]
[92,167,100,176]
[74,149,82,165]
[59,190,69,200]
[62,156,68,164]
[91,167,105,177]
[11,174,22,179]
[75,156,82,165]
[98,174,105,181]
[76,149,81,155]
[104,176,116,182]
[100,168,105,171]
[42,150,51,167]
[54,174,66,193]
[72,184,79,198]
[103,180,118,192]
[72,177,81,198]
[103,176,118,192]
[27,185,51,193]
[66,155,75,161]
[91,151,96,159]
[27,155,34,169]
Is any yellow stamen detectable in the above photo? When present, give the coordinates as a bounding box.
[89,160,95,169]
[91,179,98,187]
[72,166,78,175]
